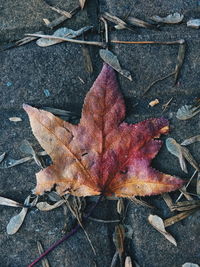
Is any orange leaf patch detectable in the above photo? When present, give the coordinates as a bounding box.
[24,64,184,197]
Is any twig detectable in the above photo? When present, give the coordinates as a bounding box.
[162,97,173,113]
[28,196,103,267]
[44,6,80,28]
[26,34,106,48]
[111,39,184,45]
[176,170,198,202]
[100,17,109,47]
[142,71,175,96]
[65,198,96,255]
[87,216,120,223]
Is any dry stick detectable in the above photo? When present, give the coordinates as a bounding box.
[28,196,103,267]
[142,71,176,96]
[176,170,198,203]
[26,34,106,48]
[44,6,80,28]
[111,39,184,45]
[65,198,96,255]
[100,17,109,47]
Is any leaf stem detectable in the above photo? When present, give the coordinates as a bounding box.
[28,195,103,267]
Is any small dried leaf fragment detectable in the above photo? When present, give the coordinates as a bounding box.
[9,117,22,122]
[127,17,158,29]
[182,263,199,267]
[148,214,177,246]
[181,135,200,146]
[125,256,133,267]
[151,13,184,24]
[100,49,132,81]
[6,195,30,235]
[0,152,6,163]
[36,200,65,211]
[166,138,187,173]
[79,0,87,9]
[149,99,159,107]
[187,19,200,29]
[166,138,199,172]
[24,64,184,197]
[176,104,200,120]
[36,26,92,47]
[0,196,22,208]
[20,140,44,168]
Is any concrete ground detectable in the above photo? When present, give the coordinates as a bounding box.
[0,0,200,266]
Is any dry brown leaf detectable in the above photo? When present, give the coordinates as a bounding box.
[148,214,177,246]
[24,64,184,198]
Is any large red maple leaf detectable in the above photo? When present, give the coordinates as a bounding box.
[24,64,184,197]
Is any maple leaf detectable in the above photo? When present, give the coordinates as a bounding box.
[23,64,184,197]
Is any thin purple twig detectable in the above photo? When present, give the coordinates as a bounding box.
[28,195,103,267]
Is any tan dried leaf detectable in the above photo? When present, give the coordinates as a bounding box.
[6,195,30,235]
[125,256,132,267]
[9,117,22,122]
[148,214,177,246]
[0,196,22,208]
[79,0,87,9]
[149,99,159,107]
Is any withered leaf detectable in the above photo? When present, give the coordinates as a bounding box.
[181,135,200,146]
[99,49,132,81]
[166,138,199,172]
[151,13,184,24]
[24,64,184,197]
[187,19,200,29]
[0,196,22,208]
[148,214,177,246]
[166,138,187,173]
[6,195,31,235]
[176,104,200,120]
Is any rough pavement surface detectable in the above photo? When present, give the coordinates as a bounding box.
[0,0,200,266]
